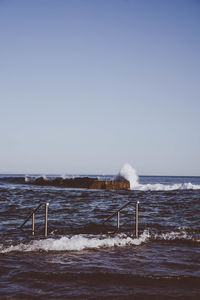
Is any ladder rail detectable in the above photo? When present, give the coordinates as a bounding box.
[20,203,43,229]
[102,201,131,225]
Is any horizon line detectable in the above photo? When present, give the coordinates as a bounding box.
[0,172,199,178]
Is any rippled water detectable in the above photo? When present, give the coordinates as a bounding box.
[0,175,200,299]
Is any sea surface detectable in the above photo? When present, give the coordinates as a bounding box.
[0,174,200,299]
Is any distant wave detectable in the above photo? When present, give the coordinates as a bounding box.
[132,182,200,191]
[152,229,200,243]
[1,166,200,191]
[118,164,200,191]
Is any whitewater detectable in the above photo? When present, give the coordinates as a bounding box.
[118,163,200,191]
[1,228,199,254]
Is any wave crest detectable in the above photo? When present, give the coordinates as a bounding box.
[1,228,199,254]
[0,231,150,253]
[118,164,200,191]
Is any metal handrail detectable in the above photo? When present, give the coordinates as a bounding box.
[102,201,131,225]
[20,203,43,229]
[20,202,49,237]
[101,201,139,237]
[19,200,138,238]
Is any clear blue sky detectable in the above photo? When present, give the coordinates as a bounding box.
[0,0,199,175]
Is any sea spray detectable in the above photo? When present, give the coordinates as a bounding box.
[25,175,29,183]
[117,163,139,189]
[117,164,200,191]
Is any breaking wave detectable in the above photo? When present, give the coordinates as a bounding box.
[1,165,200,191]
[0,231,150,253]
[152,229,199,243]
[134,182,200,191]
[117,163,138,189]
[1,229,199,254]
[118,164,200,191]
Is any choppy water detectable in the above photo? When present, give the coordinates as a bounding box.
[0,174,200,299]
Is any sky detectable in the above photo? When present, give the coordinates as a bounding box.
[0,0,200,176]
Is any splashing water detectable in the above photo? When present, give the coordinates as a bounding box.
[0,231,150,253]
[118,164,200,191]
[25,175,29,183]
[117,163,139,189]
[1,229,199,254]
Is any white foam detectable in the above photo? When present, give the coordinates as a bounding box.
[133,182,200,191]
[1,229,198,254]
[117,163,139,189]
[0,231,150,253]
[153,229,193,241]
[118,164,200,191]
[25,175,29,183]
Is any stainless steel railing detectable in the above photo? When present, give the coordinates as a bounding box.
[20,200,139,238]
[102,201,139,237]
[20,203,49,237]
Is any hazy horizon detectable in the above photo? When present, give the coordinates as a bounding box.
[0,170,200,177]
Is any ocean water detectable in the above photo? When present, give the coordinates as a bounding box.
[0,172,200,299]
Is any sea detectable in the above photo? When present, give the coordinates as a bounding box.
[0,167,200,299]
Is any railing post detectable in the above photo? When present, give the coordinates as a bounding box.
[117,211,120,231]
[20,203,43,230]
[32,213,35,236]
[135,201,139,238]
[44,203,49,238]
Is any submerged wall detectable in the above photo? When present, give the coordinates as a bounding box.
[0,176,130,190]
[30,177,130,190]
